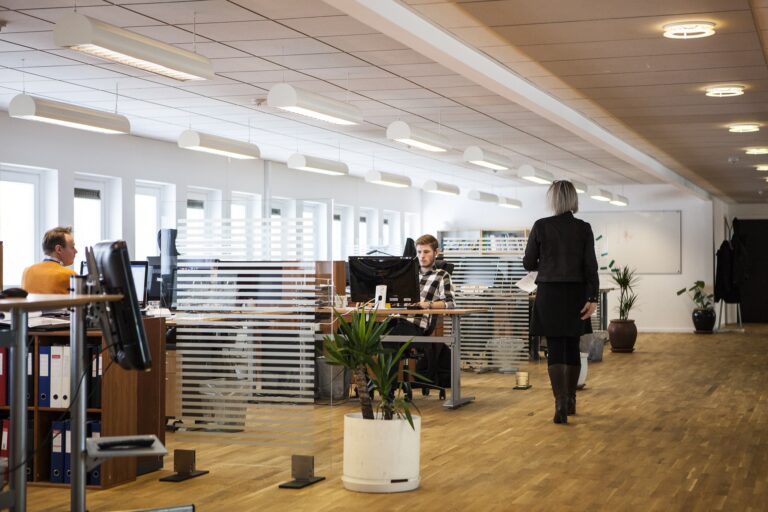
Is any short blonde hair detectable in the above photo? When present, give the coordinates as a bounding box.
[547,181,579,215]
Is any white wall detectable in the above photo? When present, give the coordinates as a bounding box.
[0,115,422,263]
[729,203,768,219]
[423,184,715,332]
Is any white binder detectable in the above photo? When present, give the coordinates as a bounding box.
[50,346,64,408]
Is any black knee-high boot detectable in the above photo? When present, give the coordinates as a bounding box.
[548,364,568,424]
[566,365,580,415]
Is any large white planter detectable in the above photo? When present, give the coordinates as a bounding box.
[342,412,421,493]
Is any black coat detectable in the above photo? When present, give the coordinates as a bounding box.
[523,212,599,301]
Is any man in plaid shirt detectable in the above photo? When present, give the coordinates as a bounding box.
[389,234,455,395]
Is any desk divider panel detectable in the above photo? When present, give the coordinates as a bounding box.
[173,218,325,464]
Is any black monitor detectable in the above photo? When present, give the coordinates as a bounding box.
[88,240,152,371]
[348,256,420,306]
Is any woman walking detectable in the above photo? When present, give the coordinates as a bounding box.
[523,181,599,424]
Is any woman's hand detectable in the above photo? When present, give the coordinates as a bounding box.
[580,302,597,320]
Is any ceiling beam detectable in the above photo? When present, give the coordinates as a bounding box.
[324,0,711,201]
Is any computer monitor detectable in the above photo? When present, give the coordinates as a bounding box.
[130,261,148,309]
[348,256,420,306]
[87,240,152,371]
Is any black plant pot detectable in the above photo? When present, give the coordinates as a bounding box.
[692,308,716,333]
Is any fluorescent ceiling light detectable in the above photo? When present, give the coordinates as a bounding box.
[267,83,362,126]
[386,121,450,152]
[755,165,768,171]
[705,85,744,97]
[728,123,760,133]
[609,195,629,207]
[365,170,411,188]
[423,180,460,196]
[498,197,522,209]
[590,188,613,202]
[518,164,553,185]
[571,180,587,194]
[178,130,260,160]
[467,190,499,203]
[54,12,214,81]
[287,153,348,176]
[463,146,510,171]
[662,21,715,39]
[745,147,768,155]
[9,94,129,134]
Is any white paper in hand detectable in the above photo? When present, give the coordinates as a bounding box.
[515,272,538,293]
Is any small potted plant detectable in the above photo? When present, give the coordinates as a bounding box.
[676,281,715,333]
[608,265,639,353]
[323,305,422,493]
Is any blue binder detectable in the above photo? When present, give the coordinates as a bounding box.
[50,420,65,483]
[39,346,51,408]
[87,421,101,486]
[63,421,72,484]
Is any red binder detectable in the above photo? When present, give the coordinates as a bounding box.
[0,347,7,406]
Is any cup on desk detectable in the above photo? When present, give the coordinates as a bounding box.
[515,371,529,388]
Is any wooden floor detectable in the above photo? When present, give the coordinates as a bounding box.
[28,326,768,511]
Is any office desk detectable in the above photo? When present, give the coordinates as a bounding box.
[318,307,484,409]
[0,293,121,512]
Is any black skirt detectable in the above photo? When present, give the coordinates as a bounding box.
[530,282,593,337]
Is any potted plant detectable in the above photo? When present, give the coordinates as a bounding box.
[608,265,639,353]
[323,305,422,493]
[676,281,716,333]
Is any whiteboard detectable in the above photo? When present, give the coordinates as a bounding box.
[577,210,681,274]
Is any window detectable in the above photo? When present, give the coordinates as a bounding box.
[0,169,40,286]
[186,198,205,221]
[231,192,259,220]
[74,182,105,270]
[332,214,342,260]
[358,215,368,255]
[135,184,161,260]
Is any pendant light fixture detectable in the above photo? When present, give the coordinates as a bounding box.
[267,83,362,125]
[423,180,460,196]
[54,12,214,81]
[463,146,510,171]
[467,190,499,203]
[498,197,523,209]
[518,164,554,185]
[287,154,349,176]
[609,195,629,207]
[386,121,450,152]
[571,180,587,194]
[178,130,260,159]
[9,94,130,134]
[365,171,411,188]
[589,188,613,202]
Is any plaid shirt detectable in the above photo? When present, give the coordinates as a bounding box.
[406,266,455,331]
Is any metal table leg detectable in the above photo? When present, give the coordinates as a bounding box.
[71,278,88,512]
[443,315,474,409]
[10,308,28,512]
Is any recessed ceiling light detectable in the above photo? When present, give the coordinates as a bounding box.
[755,165,768,171]
[728,123,760,133]
[745,147,768,155]
[705,85,745,97]
[662,21,715,39]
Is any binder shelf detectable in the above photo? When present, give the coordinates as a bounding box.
[1,317,165,490]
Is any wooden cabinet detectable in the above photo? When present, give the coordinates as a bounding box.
[6,317,166,489]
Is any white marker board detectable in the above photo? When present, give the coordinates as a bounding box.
[577,210,681,274]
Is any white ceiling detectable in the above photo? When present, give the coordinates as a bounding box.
[0,0,764,202]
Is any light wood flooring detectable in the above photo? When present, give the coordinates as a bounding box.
[27,326,768,511]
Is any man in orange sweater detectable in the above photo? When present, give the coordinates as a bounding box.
[21,226,78,294]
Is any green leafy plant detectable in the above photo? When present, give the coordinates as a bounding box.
[676,281,714,310]
[323,305,421,428]
[611,265,639,320]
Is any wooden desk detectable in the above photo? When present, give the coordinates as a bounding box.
[0,293,121,512]
[317,307,484,409]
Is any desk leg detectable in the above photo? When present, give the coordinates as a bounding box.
[443,315,474,409]
[70,303,87,512]
[10,309,28,512]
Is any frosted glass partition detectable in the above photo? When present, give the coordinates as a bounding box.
[174,218,318,437]
[442,237,530,371]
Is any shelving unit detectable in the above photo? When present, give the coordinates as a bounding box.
[8,317,166,490]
